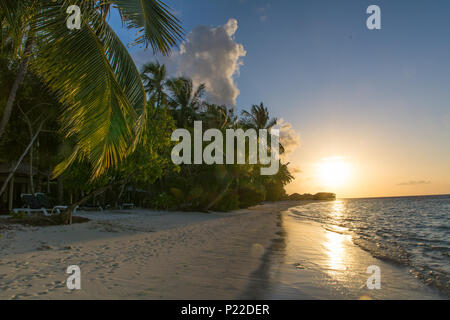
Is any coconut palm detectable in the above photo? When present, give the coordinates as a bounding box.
[241,102,277,130]
[141,61,169,108]
[166,77,206,127]
[202,103,237,129]
[241,102,286,155]
[0,0,183,177]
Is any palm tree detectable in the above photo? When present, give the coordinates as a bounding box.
[202,103,237,129]
[0,0,183,178]
[166,77,205,127]
[141,61,169,109]
[241,102,277,130]
[241,102,285,154]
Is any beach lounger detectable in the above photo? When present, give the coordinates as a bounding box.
[120,203,135,209]
[35,193,69,215]
[13,194,49,216]
[78,203,103,211]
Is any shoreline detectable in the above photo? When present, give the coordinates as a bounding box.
[245,208,446,300]
[0,201,445,300]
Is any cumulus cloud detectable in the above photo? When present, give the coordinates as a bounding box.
[398,180,431,186]
[277,118,301,158]
[177,19,246,106]
[288,164,302,176]
[133,19,246,106]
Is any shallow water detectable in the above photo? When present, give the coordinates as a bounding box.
[288,195,450,296]
[244,211,444,300]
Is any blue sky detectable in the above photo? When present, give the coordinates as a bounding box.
[110,0,450,197]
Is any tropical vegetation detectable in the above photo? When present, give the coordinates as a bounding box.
[0,1,294,223]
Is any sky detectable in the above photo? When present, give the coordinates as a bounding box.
[110,0,450,198]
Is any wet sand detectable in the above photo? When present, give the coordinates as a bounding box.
[243,210,445,300]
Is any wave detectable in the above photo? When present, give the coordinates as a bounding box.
[288,195,450,296]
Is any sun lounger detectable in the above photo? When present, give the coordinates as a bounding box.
[120,203,135,209]
[13,194,49,216]
[13,193,75,216]
[35,193,69,215]
[78,203,103,211]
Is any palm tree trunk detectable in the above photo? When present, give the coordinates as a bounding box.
[35,138,40,192]
[62,179,127,225]
[116,182,127,208]
[0,119,45,197]
[18,102,36,195]
[0,32,34,141]
[57,176,64,204]
[29,143,35,195]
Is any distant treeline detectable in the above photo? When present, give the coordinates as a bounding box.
[287,193,336,201]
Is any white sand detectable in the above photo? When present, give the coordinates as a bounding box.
[0,202,291,299]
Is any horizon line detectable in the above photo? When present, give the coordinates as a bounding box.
[338,193,450,200]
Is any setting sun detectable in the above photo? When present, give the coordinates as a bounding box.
[317,157,352,190]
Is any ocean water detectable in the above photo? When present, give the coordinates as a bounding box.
[288,195,450,296]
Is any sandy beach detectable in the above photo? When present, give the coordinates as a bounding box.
[0,201,445,300]
[0,202,292,299]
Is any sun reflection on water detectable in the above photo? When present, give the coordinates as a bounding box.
[324,200,352,274]
[330,200,344,220]
[325,231,348,272]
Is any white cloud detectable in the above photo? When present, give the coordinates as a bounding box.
[277,118,301,158]
[133,19,246,106]
[398,180,431,186]
[288,164,302,176]
[177,19,246,106]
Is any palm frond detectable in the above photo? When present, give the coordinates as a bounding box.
[191,83,206,106]
[0,0,35,57]
[112,0,184,55]
[32,3,146,178]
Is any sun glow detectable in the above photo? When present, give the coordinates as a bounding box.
[317,157,351,190]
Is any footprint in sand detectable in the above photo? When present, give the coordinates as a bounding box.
[11,293,32,299]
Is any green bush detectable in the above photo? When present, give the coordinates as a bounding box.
[151,193,176,210]
[238,185,266,208]
[10,210,27,219]
[213,191,240,211]
[265,182,285,201]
